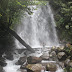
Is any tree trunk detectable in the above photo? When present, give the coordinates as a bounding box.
[7,28,35,53]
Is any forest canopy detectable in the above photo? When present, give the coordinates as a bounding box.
[0,0,47,28]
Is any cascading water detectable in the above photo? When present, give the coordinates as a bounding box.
[3,2,64,72]
[15,3,59,48]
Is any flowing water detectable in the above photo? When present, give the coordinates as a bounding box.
[3,2,64,72]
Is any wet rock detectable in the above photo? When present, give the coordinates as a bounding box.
[57,52,67,61]
[26,64,44,72]
[27,56,42,64]
[16,56,27,65]
[0,65,4,72]
[46,62,57,71]
[40,53,49,60]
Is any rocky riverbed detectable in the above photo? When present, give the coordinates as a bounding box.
[1,45,72,72]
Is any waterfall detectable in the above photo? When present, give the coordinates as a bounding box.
[15,3,59,49]
[3,3,64,72]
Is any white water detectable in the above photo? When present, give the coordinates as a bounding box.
[3,51,24,72]
[15,3,59,49]
[4,2,64,72]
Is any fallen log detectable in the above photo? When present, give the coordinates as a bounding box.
[7,28,35,53]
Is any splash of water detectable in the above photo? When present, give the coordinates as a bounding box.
[15,3,59,49]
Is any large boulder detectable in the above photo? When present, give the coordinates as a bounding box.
[16,56,27,65]
[26,64,44,72]
[27,56,42,64]
[57,52,67,61]
[46,62,57,71]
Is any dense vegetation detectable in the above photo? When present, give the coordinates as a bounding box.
[50,0,72,43]
[0,0,47,29]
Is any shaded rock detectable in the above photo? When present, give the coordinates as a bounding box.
[16,56,27,65]
[46,62,57,71]
[26,64,44,72]
[0,65,4,72]
[27,56,42,64]
[0,57,7,67]
[40,53,49,60]
[0,61,7,67]
[57,52,67,61]
[4,52,13,60]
